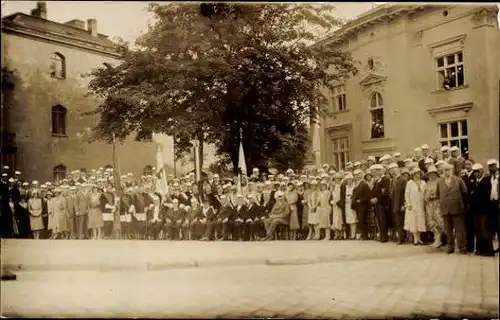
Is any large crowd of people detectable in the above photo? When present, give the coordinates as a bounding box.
[1,144,499,256]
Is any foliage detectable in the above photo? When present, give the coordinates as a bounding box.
[86,2,357,171]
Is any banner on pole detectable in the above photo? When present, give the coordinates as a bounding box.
[155,144,169,197]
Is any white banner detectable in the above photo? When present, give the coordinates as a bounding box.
[155,144,169,197]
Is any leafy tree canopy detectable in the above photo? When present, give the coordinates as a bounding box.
[87,2,357,172]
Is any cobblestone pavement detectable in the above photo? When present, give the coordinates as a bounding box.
[1,242,498,318]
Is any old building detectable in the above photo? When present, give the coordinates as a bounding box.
[1,2,156,182]
[312,4,500,169]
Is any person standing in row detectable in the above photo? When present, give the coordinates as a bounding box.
[436,163,468,254]
[423,166,444,248]
[28,190,44,239]
[88,186,104,240]
[404,168,426,246]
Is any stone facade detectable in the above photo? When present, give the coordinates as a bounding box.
[312,4,500,170]
[1,3,156,182]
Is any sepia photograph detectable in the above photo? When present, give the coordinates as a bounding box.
[0,1,499,318]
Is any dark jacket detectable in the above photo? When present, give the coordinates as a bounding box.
[390,175,406,213]
[436,176,468,215]
[469,176,491,215]
[352,180,371,212]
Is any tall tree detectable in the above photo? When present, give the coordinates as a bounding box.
[87,3,357,172]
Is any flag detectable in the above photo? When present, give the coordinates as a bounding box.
[237,128,247,195]
[155,144,169,197]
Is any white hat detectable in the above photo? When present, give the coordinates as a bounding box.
[413,147,422,152]
[372,164,384,171]
[14,171,21,175]
[424,158,434,164]
[213,174,219,178]
[286,168,294,174]
[367,156,376,162]
[411,168,422,175]
[22,182,29,186]
[2,173,7,177]
[487,159,499,166]
[70,186,77,191]
[127,173,133,176]
[427,166,438,174]
[275,190,285,197]
[440,146,450,152]
[379,154,391,162]
[3,165,9,170]
[421,144,430,150]
[450,146,460,152]
[443,163,454,170]
[393,152,401,157]
[32,180,39,185]
[345,162,353,167]
[252,167,259,172]
[264,181,272,186]
[388,163,398,169]
[8,178,14,183]
[322,163,329,168]
[404,158,413,163]
[344,172,354,180]
[319,180,328,185]
[172,198,179,203]
[353,169,363,176]
[310,179,319,185]
[472,163,484,171]
[353,161,361,166]
[328,170,336,174]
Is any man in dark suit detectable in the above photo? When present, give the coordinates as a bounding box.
[371,164,391,243]
[436,163,468,254]
[352,169,371,240]
[232,194,246,240]
[469,163,494,256]
[389,163,407,244]
[215,194,235,240]
[461,159,476,253]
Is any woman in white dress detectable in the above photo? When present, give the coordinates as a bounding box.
[306,180,320,240]
[317,180,332,240]
[404,168,427,245]
[28,190,44,239]
[330,173,344,239]
[344,173,357,240]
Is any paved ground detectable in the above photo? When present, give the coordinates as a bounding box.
[1,240,498,318]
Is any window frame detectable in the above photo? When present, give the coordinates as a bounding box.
[49,52,66,80]
[331,84,347,112]
[331,136,350,171]
[369,92,385,139]
[51,105,67,136]
[435,51,464,89]
[438,119,469,158]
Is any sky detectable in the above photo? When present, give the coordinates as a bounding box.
[1,1,377,171]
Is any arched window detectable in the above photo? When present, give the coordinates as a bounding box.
[52,105,67,135]
[53,164,67,181]
[143,165,153,176]
[49,53,66,79]
[370,92,384,139]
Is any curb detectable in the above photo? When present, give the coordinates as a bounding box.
[2,247,437,273]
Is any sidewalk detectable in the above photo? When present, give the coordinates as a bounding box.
[1,239,438,272]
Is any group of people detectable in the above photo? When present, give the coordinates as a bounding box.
[0,144,498,256]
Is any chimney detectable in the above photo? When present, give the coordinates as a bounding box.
[30,2,47,19]
[87,18,98,37]
[64,19,86,30]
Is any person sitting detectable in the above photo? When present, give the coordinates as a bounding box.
[215,195,235,240]
[262,191,290,241]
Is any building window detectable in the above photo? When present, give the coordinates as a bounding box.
[331,85,347,112]
[436,52,464,89]
[439,119,469,158]
[53,164,67,181]
[50,53,66,79]
[52,105,67,136]
[370,92,384,139]
[331,137,350,170]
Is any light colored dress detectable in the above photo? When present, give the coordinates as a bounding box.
[345,184,357,224]
[88,192,104,229]
[423,179,444,231]
[404,179,427,233]
[318,189,332,228]
[28,198,45,231]
[307,190,320,225]
[51,196,69,232]
[285,190,300,231]
[330,185,343,231]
